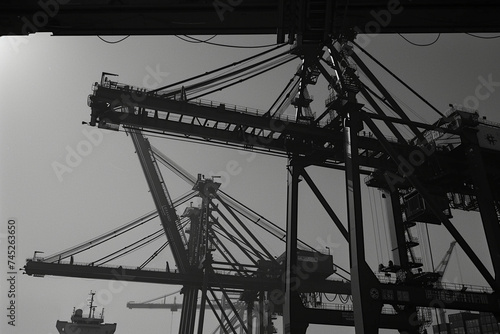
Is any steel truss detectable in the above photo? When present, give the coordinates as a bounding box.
[26,34,500,334]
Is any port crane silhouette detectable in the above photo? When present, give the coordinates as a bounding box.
[11,1,500,333]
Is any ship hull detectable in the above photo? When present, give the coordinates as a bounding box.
[56,320,117,334]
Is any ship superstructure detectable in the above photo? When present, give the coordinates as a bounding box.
[56,291,117,334]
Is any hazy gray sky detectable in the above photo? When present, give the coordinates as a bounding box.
[1,31,500,334]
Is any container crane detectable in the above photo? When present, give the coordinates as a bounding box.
[26,36,500,332]
[434,241,457,325]
[83,36,500,334]
[15,2,500,332]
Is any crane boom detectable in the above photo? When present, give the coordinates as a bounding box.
[127,128,190,274]
[434,241,457,325]
[435,241,457,277]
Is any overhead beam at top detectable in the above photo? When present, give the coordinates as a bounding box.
[2,0,500,38]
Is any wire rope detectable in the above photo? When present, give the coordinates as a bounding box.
[94,229,165,266]
[152,43,288,93]
[425,223,435,271]
[175,35,284,49]
[369,188,382,265]
[465,33,500,39]
[376,192,391,261]
[176,49,293,97]
[187,54,298,100]
[176,34,218,43]
[44,211,158,263]
[97,35,130,44]
[94,219,188,266]
[139,240,170,269]
[323,293,337,302]
[186,54,296,98]
[372,189,386,264]
[339,294,349,304]
[455,246,464,282]
[353,41,445,118]
[398,33,441,47]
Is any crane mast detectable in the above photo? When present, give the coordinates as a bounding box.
[15,4,500,331]
[128,128,190,273]
[83,36,500,333]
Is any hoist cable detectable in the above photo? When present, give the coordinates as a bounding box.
[188,55,298,100]
[177,35,285,49]
[94,229,165,266]
[353,41,445,118]
[398,33,441,47]
[323,293,337,302]
[152,44,290,93]
[185,54,295,97]
[44,211,158,263]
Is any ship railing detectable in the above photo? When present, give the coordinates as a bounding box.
[435,281,493,294]
[374,272,492,293]
[98,80,337,127]
[27,258,171,273]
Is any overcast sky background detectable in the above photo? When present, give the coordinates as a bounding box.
[1,31,500,334]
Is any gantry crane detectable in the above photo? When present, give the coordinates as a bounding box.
[82,38,500,334]
[434,242,457,325]
[26,39,500,334]
[16,1,500,334]
[127,291,268,334]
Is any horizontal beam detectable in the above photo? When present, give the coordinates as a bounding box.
[127,303,181,309]
[3,1,500,36]
[90,86,336,140]
[304,307,410,330]
[24,260,500,313]
[87,86,413,167]
[125,301,412,330]
[23,260,349,293]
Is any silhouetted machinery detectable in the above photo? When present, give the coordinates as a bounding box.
[15,2,500,334]
[276,250,335,280]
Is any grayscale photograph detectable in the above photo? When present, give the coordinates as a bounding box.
[1,2,500,334]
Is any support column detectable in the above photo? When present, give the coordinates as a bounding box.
[258,291,265,334]
[179,287,199,334]
[383,189,409,268]
[283,156,309,334]
[345,110,382,334]
[197,197,212,334]
[385,191,421,334]
[247,301,253,334]
[219,295,225,334]
[463,129,500,292]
